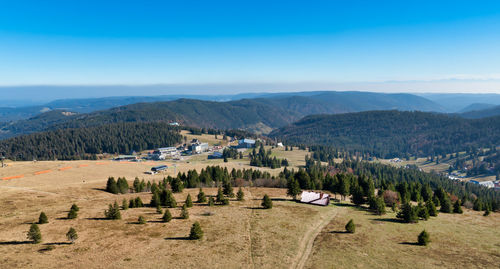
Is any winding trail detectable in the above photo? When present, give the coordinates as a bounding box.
[290,207,338,269]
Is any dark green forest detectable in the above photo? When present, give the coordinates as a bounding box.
[0,122,182,160]
[270,111,500,158]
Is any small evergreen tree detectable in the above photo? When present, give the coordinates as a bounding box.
[162,209,172,222]
[135,197,144,207]
[440,197,452,213]
[117,177,129,194]
[105,201,122,220]
[374,196,386,215]
[397,202,418,223]
[70,204,80,212]
[418,203,430,220]
[38,212,48,224]
[418,230,430,246]
[156,204,163,214]
[237,187,245,201]
[426,200,438,217]
[189,221,203,240]
[138,215,146,224]
[216,187,224,204]
[345,219,355,233]
[453,200,463,214]
[180,204,189,219]
[122,198,129,210]
[67,208,78,219]
[483,208,490,216]
[27,223,42,244]
[66,227,78,243]
[129,198,136,208]
[171,177,184,193]
[262,194,273,209]
[208,196,215,206]
[185,194,193,208]
[197,188,207,203]
[150,192,161,207]
[106,177,119,194]
[223,180,234,198]
[286,177,301,200]
[222,198,230,205]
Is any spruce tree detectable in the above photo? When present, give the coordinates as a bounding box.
[440,197,452,213]
[66,227,78,243]
[135,197,144,207]
[70,204,79,212]
[150,191,161,207]
[106,177,119,194]
[117,177,129,194]
[216,187,224,204]
[38,212,48,224]
[197,188,207,203]
[27,223,42,244]
[418,230,430,246]
[67,207,78,219]
[397,202,418,223]
[222,198,230,205]
[156,204,163,214]
[237,187,245,201]
[122,198,129,210]
[345,219,355,233]
[286,177,301,200]
[483,208,490,216]
[189,221,204,240]
[180,204,189,219]
[418,203,430,220]
[223,181,234,198]
[185,194,193,208]
[129,198,136,208]
[105,202,121,220]
[208,196,215,206]
[426,200,438,217]
[162,209,172,222]
[171,177,184,193]
[374,196,386,215]
[167,192,177,208]
[453,200,463,214]
[261,194,273,209]
[138,215,146,224]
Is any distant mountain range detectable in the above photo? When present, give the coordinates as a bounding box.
[0,91,446,139]
[460,105,500,119]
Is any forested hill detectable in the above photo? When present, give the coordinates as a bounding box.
[0,122,183,161]
[270,111,500,158]
[460,105,500,119]
[0,91,444,139]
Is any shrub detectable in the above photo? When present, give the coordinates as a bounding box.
[135,197,144,207]
[67,208,78,219]
[156,204,163,214]
[138,215,146,224]
[382,190,399,207]
[122,198,129,210]
[66,227,78,243]
[261,194,272,209]
[208,197,215,206]
[197,188,207,203]
[222,198,230,205]
[484,209,490,216]
[70,204,80,212]
[129,198,136,208]
[105,201,121,220]
[27,223,42,244]
[453,200,463,214]
[106,177,119,194]
[345,219,355,233]
[38,212,48,224]
[162,209,172,222]
[189,221,203,240]
[180,204,189,219]
[185,194,193,208]
[237,187,245,201]
[418,230,430,246]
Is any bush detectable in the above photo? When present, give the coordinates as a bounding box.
[27,223,42,244]
[156,204,163,214]
[70,204,80,212]
[138,215,146,224]
[38,212,48,224]
[162,209,172,222]
[189,221,203,240]
[122,198,129,210]
[105,201,122,220]
[208,197,215,206]
[66,227,78,243]
[67,208,78,219]
[345,219,355,233]
[261,194,272,209]
[180,204,189,219]
[222,198,230,205]
[135,197,144,207]
[453,200,463,214]
[237,187,245,201]
[197,188,207,203]
[185,194,193,208]
[129,198,136,208]
[418,230,430,246]
[106,177,119,194]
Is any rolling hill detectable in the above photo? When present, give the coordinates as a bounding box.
[460,105,500,119]
[270,110,500,158]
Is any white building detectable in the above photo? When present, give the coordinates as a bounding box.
[300,191,330,206]
[469,180,495,189]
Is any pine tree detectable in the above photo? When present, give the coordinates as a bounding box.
[440,197,452,213]
[122,198,129,210]
[216,187,224,203]
[208,197,215,206]
[27,223,42,244]
[222,198,230,205]
[418,203,430,220]
[426,200,438,217]
[197,188,207,203]
[156,204,163,214]
[167,193,177,208]
[38,212,48,224]
[106,177,119,194]
[345,219,355,233]
[135,197,144,207]
[397,202,418,223]
[129,198,136,208]
[117,177,129,194]
[185,194,193,208]
[418,230,430,246]
[180,204,189,219]
[105,201,121,220]
[223,155,228,162]
[162,209,172,222]
[171,177,184,193]
[374,196,386,215]
[66,227,78,243]
[237,187,245,201]
[286,177,301,200]
[189,221,204,240]
[138,215,146,224]
[223,180,234,198]
[453,200,463,214]
[67,207,78,219]
[261,194,273,209]
[150,191,161,207]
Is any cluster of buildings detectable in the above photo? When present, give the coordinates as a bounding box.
[468,180,500,190]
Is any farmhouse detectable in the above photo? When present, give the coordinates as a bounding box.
[238,138,256,148]
[300,191,330,206]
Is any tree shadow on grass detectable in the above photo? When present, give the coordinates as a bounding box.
[400,242,421,246]
[333,202,357,207]
[44,242,71,246]
[91,188,108,193]
[330,231,350,234]
[164,237,191,241]
[85,217,109,221]
[0,240,33,245]
[148,220,166,223]
[370,218,403,223]
[245,206,266,210]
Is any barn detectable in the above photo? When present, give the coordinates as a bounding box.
[300,191,330,206]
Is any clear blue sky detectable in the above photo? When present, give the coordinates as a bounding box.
[1,0,500,95]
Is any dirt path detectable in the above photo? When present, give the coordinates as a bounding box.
[289,206,339,269]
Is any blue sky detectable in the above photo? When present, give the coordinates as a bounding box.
[1,0,500,95]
